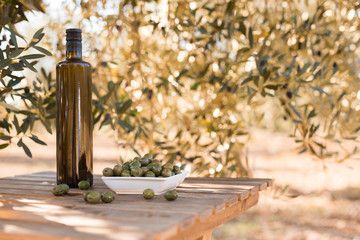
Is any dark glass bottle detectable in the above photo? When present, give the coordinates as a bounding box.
[56,29,93,187]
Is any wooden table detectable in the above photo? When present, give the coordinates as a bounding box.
[0,172,271,240]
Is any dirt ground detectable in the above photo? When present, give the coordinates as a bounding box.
[213,131,360,240]
[0,130,359,240]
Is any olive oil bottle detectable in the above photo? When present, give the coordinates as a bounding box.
[56,28,93,187]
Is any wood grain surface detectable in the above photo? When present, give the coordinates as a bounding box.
[0,172,271,240]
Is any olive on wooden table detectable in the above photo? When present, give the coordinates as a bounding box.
[52,186,65,196]
[83,191,91,201]
[58,184,70,194]
[164,190,178,201]
[101,191,115,203]
[78,180,90,190]
[143,188,155,199]
[86,191,101,204]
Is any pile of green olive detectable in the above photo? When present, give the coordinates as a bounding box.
[102,153,181,178]
[52,181,115,204]
[143,188,178,201]
[84,191,115,204]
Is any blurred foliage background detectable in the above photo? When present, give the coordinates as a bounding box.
[1,0,360,177]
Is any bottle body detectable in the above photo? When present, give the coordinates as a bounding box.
[56,31,93,187]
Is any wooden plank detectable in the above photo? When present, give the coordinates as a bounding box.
[0,172,271,240]
[0,176,56,182]
[177,192,238,207]
[0,183,112,192]
[186,177,273,187]
[24,171,56,176]
[184,178,267,191]
[17,173,272,188]
[0,179,55,185]
[71,206,196,231]
[0,232,80,240]
[0,185,229,214]
[0,219,153,240]
[0,199,197,232]
[176,188,249,201]
[13,173,101,181]
[0,202,191,234]
[104,194,227,214]
[0,202,179,240]
[28,172,273,187]
[176,187,249,201]
[0,188,225,214]
[0,194,214,222]
[178,182,258,195]
[0,177,259,196]
[170,193,260,240]
[3,174,270,193]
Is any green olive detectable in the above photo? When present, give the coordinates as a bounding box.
[173,165,181,174]
[163,163,173,171]
[52,186,65,196]
[122,161,131,170]
[145,171,156,177]
[78,180,90,190]
[141,166,149,174]
[133,156,141,162]
[131,166,143,177]
[146,162,155,171]
[143,188,155,199]
[152,163,162,176]
[164,190,178,201]
[143,153,153,161]
[113,164,123,176]
[161,168,172,177]
[86,191,101,204]
[101,191,115,203]
[152,159,160,164]
[140,157,149,166]
[57,184,70,194]
[83,191,91,201]
[130,160,141,169]
[102,167,114,176]
[121,169,131,177]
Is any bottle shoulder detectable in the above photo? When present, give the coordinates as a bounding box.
[56,59,91,68]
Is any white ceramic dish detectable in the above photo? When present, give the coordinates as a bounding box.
[101,170,189,195]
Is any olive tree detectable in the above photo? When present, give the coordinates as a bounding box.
[2,0,360,177]
[0,0,52,157]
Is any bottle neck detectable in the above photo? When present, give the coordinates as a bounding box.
[66,41,82,60]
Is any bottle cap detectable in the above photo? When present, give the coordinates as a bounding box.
[66,28,82,41]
